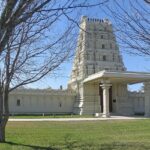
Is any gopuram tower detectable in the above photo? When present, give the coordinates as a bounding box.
[68,16,126,115]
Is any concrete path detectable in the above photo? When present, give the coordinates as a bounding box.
[9,116,148,122]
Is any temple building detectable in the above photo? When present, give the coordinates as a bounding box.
[9,16,150,117]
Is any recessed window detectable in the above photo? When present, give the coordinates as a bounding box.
[102,44,105,49]
[17,99,21,106]
[59,102,62,107]
[101,35,104,39]
[86,65,88,75]
[103,55,106,61]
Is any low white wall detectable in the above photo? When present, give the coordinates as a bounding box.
[113,91,144,116]
[9,89,76,114]
[128,92,145,115]
[117,96,134,116]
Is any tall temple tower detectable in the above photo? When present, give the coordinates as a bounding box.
[68,16,126,114]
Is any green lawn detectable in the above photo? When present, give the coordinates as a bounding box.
[1,120,150,150]
[9,114,93,119]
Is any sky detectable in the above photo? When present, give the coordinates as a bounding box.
[27,0,150,91]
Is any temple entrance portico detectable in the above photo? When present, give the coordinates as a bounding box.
[82,70,150,117]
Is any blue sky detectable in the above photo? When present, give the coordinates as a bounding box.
[27,0,150,91]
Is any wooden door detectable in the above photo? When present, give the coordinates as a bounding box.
[99,84,103,113]
[109,86,113,112]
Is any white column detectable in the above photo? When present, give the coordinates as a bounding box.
[101,83,111,118]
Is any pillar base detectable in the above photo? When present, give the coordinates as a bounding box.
[102,113,110,118]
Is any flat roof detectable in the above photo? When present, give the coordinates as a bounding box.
[83,70,150,84]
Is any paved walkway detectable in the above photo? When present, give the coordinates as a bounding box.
[9,116,148,122]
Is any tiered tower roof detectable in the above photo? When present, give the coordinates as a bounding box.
[68,16,126,90]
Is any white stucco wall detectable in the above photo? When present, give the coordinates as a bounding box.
[128,92,144,115]
[9,89,76,114]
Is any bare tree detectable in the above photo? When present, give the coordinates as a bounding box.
[0,0,109,142]
[103,0,150,56]
[0,16,75,142]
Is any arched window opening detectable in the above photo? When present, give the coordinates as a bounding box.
[103,55,106,61]
[102,44,105,49]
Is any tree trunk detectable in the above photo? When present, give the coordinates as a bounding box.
[0,123,5,142]
[0,86,5,142]
[0,86,9,142]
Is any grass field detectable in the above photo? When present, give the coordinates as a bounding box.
[9,114,93,119]
[1,119,150,150]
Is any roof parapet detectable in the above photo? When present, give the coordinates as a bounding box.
[81,16,111,25]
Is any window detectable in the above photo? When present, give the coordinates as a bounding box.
[102,44,105,49]
[17,99,20,106]
[103,55,106,61]
[86,65,88,75]
[59,102,62,107]
[101,35,104,39]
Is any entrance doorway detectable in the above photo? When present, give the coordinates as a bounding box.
[99,84,112,113]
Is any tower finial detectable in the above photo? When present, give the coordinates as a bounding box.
[81,16,87,22]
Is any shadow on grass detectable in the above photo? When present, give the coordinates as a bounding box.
[100,142,150,150]
[63,137,150,150]
[4,141,150,150]
[5,141,59,150]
